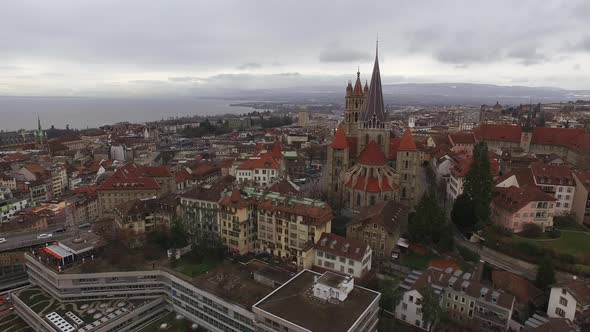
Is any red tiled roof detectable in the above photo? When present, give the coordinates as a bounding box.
[141,166,173,178]
[175,168,192,183]
[352,76,364,96]
[398,128,417,151]
[492,270,543,306]
[97,176,161,191]
[220,189,249,209]
[347,176,398,193]
[574,172,590,191]
[25,163,46,176]
[530,161,574,186]
[451,155,500,177]
[314,232,368,261]
[389,137,401,160]
[236,153,280,170]
[474,124,522,143]
[492,185,556,213]
[271,141,282,160]
[331,123,349,149]
[495,167,535,187]
[2,153,27,162]
[569,132,590,153]
[531,127,585,146]
[358,141,387,165]
[449,132,475,145]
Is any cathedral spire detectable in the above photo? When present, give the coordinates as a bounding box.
[37,114,42,131]
[362,41,386,122]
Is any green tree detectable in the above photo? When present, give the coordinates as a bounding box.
[536,256,556,289]
[408,193,454,251]
[419,285,442,331]
[378,277,403,312]
[170,219,189,249]
[451,194,477,232]
[463,141,493,227]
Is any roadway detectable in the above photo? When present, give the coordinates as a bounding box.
[455,234,573,283]
[0,226,80,252]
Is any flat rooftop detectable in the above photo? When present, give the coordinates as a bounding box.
[254,270,379,332]
[184,260,276,309]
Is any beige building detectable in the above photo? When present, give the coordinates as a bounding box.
[243,187,333,263]
[96,163,174,217]
[219,189,256,255]
[346,201,409,260]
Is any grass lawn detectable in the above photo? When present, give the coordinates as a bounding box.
[400,252,440,270]
[508,231,590,259]
[173,257,220,277]
[554,216,588,232]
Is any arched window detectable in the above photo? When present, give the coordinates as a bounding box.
[370,196,376,206]
[355,113,358,122]
[378,134,382,145]
[402,187,407,198]
[355,101,358,108]
[356,193,361,206]
[365,134,369,145]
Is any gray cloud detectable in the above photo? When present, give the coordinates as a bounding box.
[237,62,263,70]
[319,42,371,63]
[0,0,589,94]
[168,76,202,82]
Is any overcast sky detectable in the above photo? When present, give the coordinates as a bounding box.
[1,0,589,96]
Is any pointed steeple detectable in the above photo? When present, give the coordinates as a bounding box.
[331,123,349,149]
[398,128,417,151]
[37,114,42,131]
[362,41,386,122]
[353,67,363,96]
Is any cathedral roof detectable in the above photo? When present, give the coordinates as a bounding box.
[353,70,364,96]
[331,123,349,149]
[271,140,282,160]
[362,45,386,122]
[398,128,417,151]
[346,176,398,193]
[358,140,387,165]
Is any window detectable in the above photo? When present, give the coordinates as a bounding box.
[402,303,407,311]
[348,268,354,274]
[559,297,568,306]
[562,289,567,295]
[415,320,421,326]
[555,307,566,317]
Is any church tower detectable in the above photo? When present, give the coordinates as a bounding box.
[396,128,419,207]
[357,43,390,159]
[344,69,365,137]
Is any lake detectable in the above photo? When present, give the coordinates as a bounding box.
[0,96,256,131]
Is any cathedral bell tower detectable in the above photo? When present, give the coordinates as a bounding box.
[344,68,365,137]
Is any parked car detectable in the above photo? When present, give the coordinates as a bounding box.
[37,233,53,239]
[0,238,6,244]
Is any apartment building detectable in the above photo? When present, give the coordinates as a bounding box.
[305,232,372,279]
[396,267,515,331]
[547,278,590,328]
[491,185,557,232]
[114,195,178,235]
[346,201,409,260]
[219,189,256,255]
[96,163,173,217]
[572,172,590,226]
[243,187,333,263]
[235,152,281,188]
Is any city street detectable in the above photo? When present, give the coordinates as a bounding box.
[0,226,78,252]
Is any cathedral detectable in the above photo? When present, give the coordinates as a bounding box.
[325,46,420,213]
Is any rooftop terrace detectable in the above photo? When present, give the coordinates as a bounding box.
[254,270,379,332]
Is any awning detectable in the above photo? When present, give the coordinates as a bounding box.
[43,245,73,260]
[396,238,410,248]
